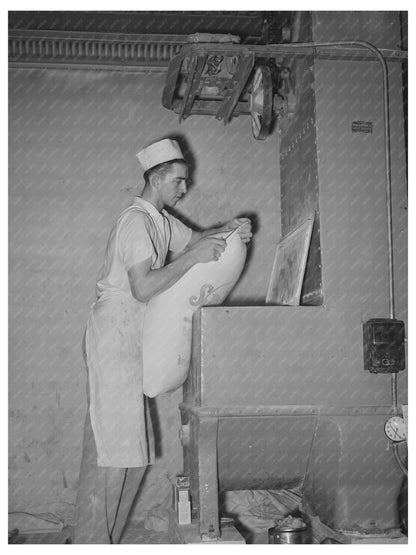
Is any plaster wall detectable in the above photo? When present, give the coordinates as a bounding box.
[8,67,280,524]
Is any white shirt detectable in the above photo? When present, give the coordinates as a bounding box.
[95,196,192,299]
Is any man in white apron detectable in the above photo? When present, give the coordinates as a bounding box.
[72,138,252,543]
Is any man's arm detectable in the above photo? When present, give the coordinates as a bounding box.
[128,236,226,303]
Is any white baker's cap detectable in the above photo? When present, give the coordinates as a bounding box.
[136,138,184,172]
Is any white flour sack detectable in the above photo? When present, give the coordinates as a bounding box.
[142,229,247,397]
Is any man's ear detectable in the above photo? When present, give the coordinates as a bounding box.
[149,173,160,190]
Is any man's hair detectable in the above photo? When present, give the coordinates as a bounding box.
[144,159,187,185]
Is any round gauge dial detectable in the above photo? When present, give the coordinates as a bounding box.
[384,415,407,442]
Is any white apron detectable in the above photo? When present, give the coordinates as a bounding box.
[85,200,173,467]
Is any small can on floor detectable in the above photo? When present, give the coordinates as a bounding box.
[268,525,308,544]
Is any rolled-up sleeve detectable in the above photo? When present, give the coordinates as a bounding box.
[119,212,156,270]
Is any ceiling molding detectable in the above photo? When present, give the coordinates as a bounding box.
[9,30,188,71]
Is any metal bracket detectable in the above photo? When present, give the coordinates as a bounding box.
[216,53,255,124]
[179,54,207,122]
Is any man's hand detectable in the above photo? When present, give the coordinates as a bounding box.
[187,236,226,263]
[227,218,253,243]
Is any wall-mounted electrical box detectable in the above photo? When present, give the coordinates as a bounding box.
[363,319,405,373]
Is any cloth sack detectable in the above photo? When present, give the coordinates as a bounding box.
[143,229,247,397]
[222,489,302,533]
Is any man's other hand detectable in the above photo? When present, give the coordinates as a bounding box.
[227,218,253,243]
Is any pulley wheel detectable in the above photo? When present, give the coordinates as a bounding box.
[249,65,273,140]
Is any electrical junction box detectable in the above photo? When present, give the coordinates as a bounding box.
[363,319,405,373]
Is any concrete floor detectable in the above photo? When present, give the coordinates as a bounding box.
[10,524,408,545]
[9,521,170,544]
[9,512,408,545]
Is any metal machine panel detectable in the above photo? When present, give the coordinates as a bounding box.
[303,414,403,531]
[217,416,316,491]
[189,306,397,408]
[180,410,316,530]
[314,59,388,307]
[280,56,322,304]
[311,11,402,49]
[313,57,407,397]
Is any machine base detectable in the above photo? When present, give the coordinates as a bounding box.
[168,510,245,544]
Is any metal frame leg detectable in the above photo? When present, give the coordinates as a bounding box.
[197,417,220,540]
